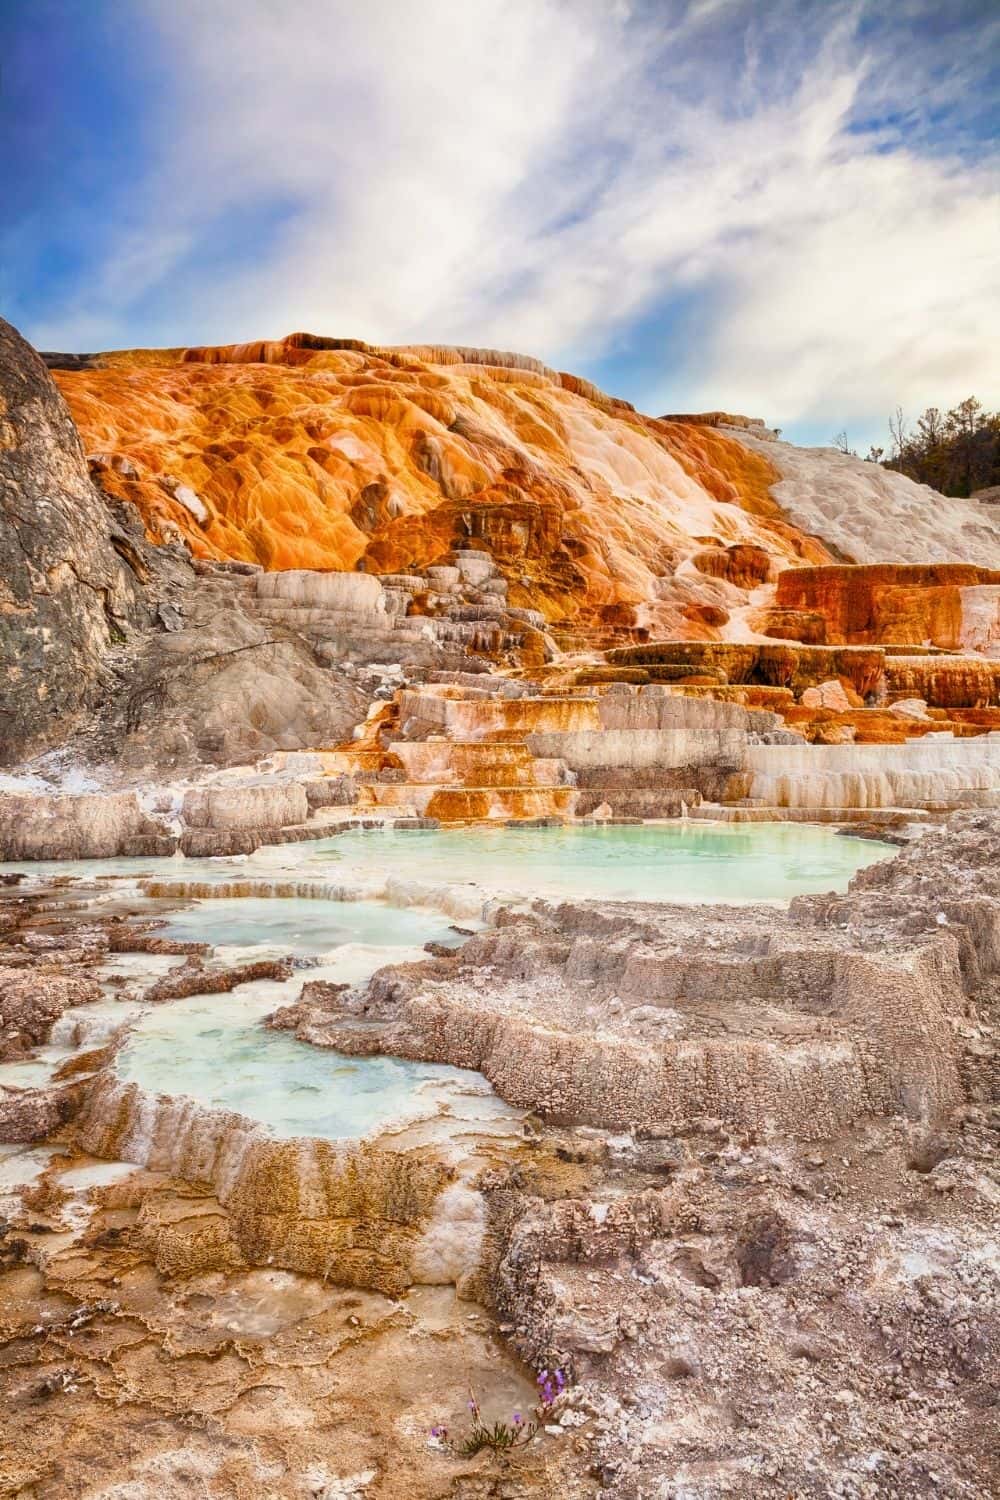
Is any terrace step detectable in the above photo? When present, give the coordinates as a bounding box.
[687,804,936,824]
[353,781,578,821]
[388,740,568,787]
[574,788,701,818]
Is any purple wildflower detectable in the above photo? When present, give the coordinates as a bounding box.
[513,1412,522,1425]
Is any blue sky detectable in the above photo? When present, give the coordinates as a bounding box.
[1,0,997,449]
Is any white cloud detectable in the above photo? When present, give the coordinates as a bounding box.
[31,0,999,438]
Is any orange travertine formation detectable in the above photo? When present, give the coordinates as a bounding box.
[53,333,830,634]
[767,564,1000,650]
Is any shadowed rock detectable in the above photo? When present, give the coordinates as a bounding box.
[0,317,147,762]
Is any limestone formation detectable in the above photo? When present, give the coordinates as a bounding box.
[0,970,103,1058]
[47,333,839,640]
[765,562,1000,649]
[734,427,1000,566]
[75,1077,455,1295]
[0,789,172,860]
[1,807,998,1497]
[181,781,308,832]
[4,312,1000,1500]
[1,318,995,806]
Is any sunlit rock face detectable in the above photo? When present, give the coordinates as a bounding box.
[734,429,1000,567]
[761,564,1000,651]
[50,333,835,636]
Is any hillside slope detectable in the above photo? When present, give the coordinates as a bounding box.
[41,332,1000,656]
[736,429,1000,566]
[47,335,835,644]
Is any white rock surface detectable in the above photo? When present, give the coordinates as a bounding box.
[256,570,386,612]
[734,432,1000,567]
[889,698,931,721]
[744,735,1000,810]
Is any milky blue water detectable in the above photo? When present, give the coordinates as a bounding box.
[114,937,517,1140]
[307,820,891,904]
[0,820,891,905]
[157,897,463,956]
[4,821,892,1140]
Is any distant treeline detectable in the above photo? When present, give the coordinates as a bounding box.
[834,397,999,498]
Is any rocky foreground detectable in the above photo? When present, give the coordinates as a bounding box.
[0,814,997,1498]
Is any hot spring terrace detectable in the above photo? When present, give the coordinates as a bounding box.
[4,805,996,1318]
[4,666,1000,867]
[0,820,892,913]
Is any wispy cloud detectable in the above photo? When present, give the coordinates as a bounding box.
[10,0,998,444]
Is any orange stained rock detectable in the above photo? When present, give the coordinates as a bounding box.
[884,654,1000,709]
[773,564,1000,649]
[780,706,977,745]
[54,333,833,634]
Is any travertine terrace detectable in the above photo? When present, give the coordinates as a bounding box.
[47,334,833,637]
[2,320,999,1498]
[16,328,996,833]
[1,815,998,1496]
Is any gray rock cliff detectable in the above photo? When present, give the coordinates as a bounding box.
[0,316,147,762]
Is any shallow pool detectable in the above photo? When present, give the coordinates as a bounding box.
[115,946,518,1141]
[307,820,891,905]
[157,897,464,957]
[0,819,892,905]
[3,821,892,1143]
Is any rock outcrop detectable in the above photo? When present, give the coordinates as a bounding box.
[0,789,173,860]
[762,563,1000,650]
[46,335,1000,656]
[0,318,149,763]
[7,321,995,800]
[0,970,103,1059]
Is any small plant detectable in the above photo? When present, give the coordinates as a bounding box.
[536,1367,566,1406]
[430,1368,567,1458]
[451,1396,537,1457]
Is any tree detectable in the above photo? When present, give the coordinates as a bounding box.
[888,406,908,463]
[879,397,1000,498]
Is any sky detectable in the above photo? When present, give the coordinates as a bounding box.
[1,0,997,449]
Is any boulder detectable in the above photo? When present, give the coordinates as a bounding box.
[889,697,932,721]
[1,971,104,1059]
[255,569,385,612]
[0,1084,77,1143]
[800,679,853,712]
[691,544,775,589]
